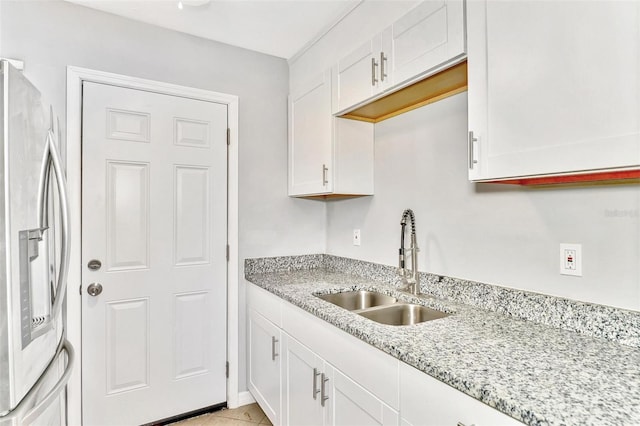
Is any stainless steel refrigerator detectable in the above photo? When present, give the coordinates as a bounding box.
[0,60,74,425]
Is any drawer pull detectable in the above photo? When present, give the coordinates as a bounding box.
[469,131,478,169]
[271,336,279,361]
[321,373,329,407]
[313,368,321,400]
[371,57,379,86]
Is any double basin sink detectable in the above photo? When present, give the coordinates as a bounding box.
[316,290,449,326]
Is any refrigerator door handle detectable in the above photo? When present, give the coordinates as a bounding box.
[47,130,70,321]
[3,340,75,424]
[36,141,51,231]
[22,340,74,425]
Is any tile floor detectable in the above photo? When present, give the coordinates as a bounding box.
[170,403,271,426]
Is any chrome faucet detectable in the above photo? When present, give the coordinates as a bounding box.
[398,209,420,295]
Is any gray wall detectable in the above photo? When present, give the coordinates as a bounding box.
[327,93,640,311]
[0,0,325,395]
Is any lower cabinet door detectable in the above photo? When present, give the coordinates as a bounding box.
[327,365,399,426]
[282,335,325,425]
[248,310,281,425]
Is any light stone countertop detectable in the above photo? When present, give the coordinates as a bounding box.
[245,267,640,426]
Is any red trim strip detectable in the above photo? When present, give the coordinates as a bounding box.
[487,170,640,186]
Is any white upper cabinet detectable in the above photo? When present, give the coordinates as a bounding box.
[333,0,466,115]
[333,34,390,114]
[467,0,640,182]
[288,70,374,197]
[288,70,333,195]
[388,0,465,86]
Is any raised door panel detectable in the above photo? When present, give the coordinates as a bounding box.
[327,366,399,426]
[105,299,150,394]
[399,363,522,426]
[174,166,210,266]
[248,310,281,425]
[173,292,210,379]
[467,0,640,181]
[288,70,333,196]
[390,0,466,86]
[334,37,383,113]
[105,161,150,271]
[282,334,324,426]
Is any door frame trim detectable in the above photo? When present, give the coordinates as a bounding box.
[65,66,240,425]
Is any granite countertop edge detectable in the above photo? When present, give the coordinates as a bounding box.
[245,267,640,426]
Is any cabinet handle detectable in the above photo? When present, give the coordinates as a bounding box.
[380,52,387,82]
[271,336,279,361]
[321,373,329,407]
[371,57,379,86]
[468,131,479,169]
[312,368,321,400]
[322,164,328,186]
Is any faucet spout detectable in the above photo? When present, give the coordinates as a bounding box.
[398,209,420,295]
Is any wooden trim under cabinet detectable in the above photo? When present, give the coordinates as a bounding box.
[339,60,468,123]
[486,170,640,186]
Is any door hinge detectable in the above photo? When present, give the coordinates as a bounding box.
[226,244,230,261]
[79,284,82,295]
[225,361,229,378]
[226,128,230,146]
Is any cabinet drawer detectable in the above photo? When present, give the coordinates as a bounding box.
[247,283,282,327]
[400,362,522,426]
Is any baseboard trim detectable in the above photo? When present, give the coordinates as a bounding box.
[235,391,256,408]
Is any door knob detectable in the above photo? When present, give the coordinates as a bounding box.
[87,283,103,297]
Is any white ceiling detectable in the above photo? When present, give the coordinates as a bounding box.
[66,0,361,59]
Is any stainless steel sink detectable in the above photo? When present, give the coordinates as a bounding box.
[317,291,397,311]
[358,303,449,326]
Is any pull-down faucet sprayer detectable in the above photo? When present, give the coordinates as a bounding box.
[398,209,420,295]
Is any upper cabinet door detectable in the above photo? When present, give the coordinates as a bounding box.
[288,70,333,196]
[467,0,640,181]
[389,0,466,86]
[334,36,384,114]
[333,0,467,116]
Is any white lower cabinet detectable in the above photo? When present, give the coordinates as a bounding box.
[330,365,399,426]
[282,333,399,426]
[281,335,324,425]
[248,309,281,425]
[400,363,522,426]
[247,283,523,425]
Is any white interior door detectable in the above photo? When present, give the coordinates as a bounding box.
[81,81,228,425]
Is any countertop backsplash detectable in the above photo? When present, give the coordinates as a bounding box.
[245,254,640,348]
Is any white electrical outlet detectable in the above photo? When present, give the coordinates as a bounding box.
[353,229,361,246]
[560,243,582,276]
